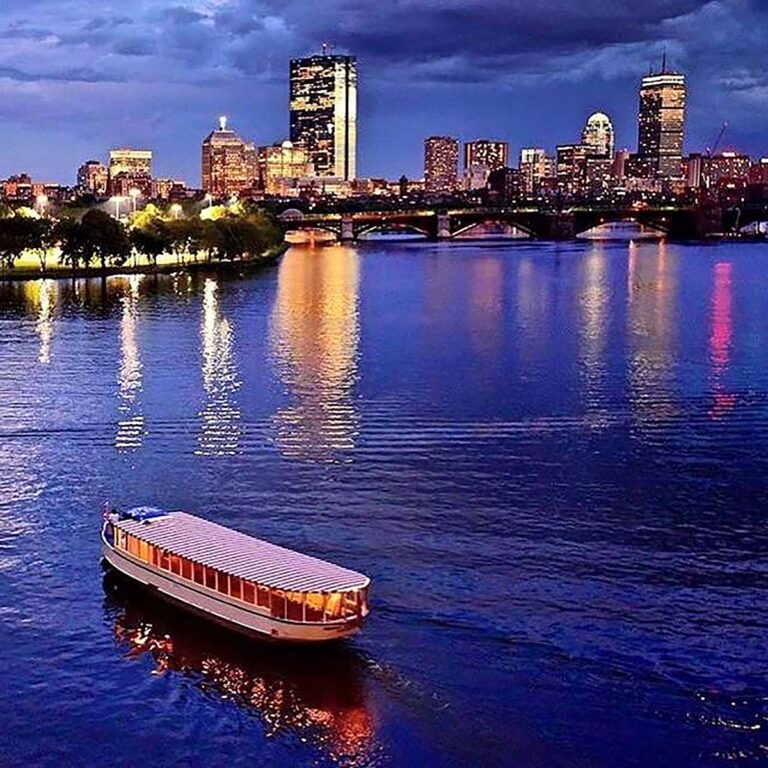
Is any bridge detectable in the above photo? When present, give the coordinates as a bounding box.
[278,203,763,242]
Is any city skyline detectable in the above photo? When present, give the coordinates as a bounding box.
[0,2,765,183]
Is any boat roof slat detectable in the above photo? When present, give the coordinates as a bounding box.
[116,511,368,593]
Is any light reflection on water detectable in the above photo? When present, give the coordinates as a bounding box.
[627,240,679,429]
[116,275,145,451]
[197,277,242,457]
[270,246,360,462]
[104,572,381,767]
[0,242,766,768]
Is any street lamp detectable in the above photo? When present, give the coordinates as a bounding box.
[110,196,124,219]
[129,188,141,214]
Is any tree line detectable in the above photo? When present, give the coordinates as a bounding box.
[0,207,283,273]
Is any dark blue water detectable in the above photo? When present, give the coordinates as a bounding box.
[0,241,766,767]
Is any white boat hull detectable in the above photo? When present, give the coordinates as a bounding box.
[101,537,361,643]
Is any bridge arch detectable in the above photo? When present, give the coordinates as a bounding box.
[575,215,668,239]
[356,222,431,239]
[451,219,534,239]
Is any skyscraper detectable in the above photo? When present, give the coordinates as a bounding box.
[289,54,357,180]
[519,148,550,196]
[464,140,509,173]
[582,113,615,159]
[424,136,459,193]
[201,116,258,198]
[108,148,153,196]
[636,63,686,179]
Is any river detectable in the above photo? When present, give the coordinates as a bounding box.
[0,239,765,767]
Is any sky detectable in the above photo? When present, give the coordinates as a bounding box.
[0,0,766,185]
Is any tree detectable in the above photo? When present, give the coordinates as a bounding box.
[55,218,89,273]
[0,216,44,270]
[130,217,171,266]
[55,210,131,274]
[80,209,131,271]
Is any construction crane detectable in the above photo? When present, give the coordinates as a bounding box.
[706,121,729,158]
[702,122,729,190]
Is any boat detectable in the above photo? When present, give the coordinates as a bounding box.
[101,506,371,642]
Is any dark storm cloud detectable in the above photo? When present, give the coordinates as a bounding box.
[0,0,765,180]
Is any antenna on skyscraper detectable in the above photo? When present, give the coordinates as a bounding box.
[661,46,667,74]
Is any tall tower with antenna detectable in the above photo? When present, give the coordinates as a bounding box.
[289,50,357,180]
[635,55,687,179]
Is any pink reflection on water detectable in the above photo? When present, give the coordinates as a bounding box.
[709,262,736,420]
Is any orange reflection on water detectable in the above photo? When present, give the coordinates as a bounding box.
[709,262,736,420]
[626,241,679,428]
[107,574,378,765]
[270,246,360,461]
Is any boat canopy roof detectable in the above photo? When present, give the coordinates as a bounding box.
[114,511,369,594]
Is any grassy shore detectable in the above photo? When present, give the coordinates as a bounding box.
[0,245,287,282]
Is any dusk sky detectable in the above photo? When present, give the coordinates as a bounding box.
[1,0,766,185]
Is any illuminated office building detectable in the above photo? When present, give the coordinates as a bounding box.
[258,141,313,195]
[636,64,686,179]
[519,148,550,196]
[582,113,615,159]
[424,136,459,193]
[289,54,357,180]
[557,144,588,196]
[464,140,509,173]
[77,160,108,196]
[201,116,258,198]
[109,148,153,197]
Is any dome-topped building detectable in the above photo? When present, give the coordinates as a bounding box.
[582,112,615,159]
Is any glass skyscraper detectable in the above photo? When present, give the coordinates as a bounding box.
[637,68,686,179]
[289,54,357,180]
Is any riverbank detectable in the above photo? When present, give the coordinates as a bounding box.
[0,245,287,282]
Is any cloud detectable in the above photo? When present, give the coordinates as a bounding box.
[0,0,765,181]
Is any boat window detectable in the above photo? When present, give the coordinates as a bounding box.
[205,567,216,590]
[170,555,181,576]
[343,591,358,618]
[325,592,343,619]
[193,563,204,585]
[286,592,304,622]
[216,571,229,595]
[138,539,150,563]
[271,589,287,619]
[229,576,242,600]
[160,550,170,570]
[256,586,271,609]
[242,582,255,604]
[151,546,159,567]
[181,558,192,581]
[304,592,325,623]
